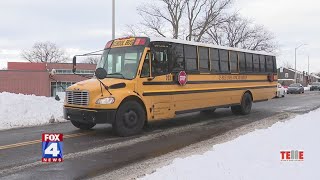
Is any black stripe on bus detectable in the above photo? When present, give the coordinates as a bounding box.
[143,80,269,85]
[142,85,276,96]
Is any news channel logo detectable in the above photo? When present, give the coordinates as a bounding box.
[42,133,63,162]
[280,150,304,161]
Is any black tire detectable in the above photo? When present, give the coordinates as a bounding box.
[200,108,216,114]
[231,92,252,115]
[113,101,146,137]
[71,120,96,130]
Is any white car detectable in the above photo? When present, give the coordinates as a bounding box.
[276,83,286,98]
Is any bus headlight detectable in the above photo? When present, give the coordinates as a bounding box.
[96,97,115,104]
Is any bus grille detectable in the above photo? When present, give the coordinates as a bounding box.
[66,91,89,106]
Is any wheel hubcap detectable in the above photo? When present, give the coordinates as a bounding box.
[123,110,138,128]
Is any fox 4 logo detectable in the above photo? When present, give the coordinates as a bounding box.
[42,133,63,162]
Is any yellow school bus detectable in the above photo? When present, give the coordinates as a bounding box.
[64,37,277,136]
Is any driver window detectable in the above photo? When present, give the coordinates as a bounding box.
[152,49,169,76]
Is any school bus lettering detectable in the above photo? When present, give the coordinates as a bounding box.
[65,37,277,137]
[219,75,248,81]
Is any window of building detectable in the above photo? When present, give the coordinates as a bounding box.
[199,47,209,72]
[253,54,260,72]
[184,45,198,71]
[238,52,246,72]
[266,56,273,72]
[229,51,238,73]
[210,48,220,72]
[285,73,289,78]
[245,53,253,72]
[170,43,184,72]
[259,55,266,72]
[51,82,75,97]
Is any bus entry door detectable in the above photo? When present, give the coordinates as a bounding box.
[137,49,174,120]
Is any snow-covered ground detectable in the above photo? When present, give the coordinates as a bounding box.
[0,92,65,130]
[140,108,320,180]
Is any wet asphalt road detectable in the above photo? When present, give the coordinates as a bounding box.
[1,91,320,179]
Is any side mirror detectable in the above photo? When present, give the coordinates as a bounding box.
[72,56,77,73]
[95,68,107,79]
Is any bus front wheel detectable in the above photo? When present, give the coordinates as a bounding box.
[113,101,146,137]
[71,120,96,130]
[231,93,252,115]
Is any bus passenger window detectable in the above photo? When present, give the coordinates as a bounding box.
[210,48,220,73]
[259,55,266,72]
[170,43,184,72]
[151,49,169,76]
[229,51,238,73]
[238,52,246,72]
[245,53,253,72]
[220,49,229,73]
[184,45,198,71]
[253,54,260,72]
[199,47,209,72]
[266,56,273,72]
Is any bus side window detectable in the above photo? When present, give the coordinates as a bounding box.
[259,55,266,72]
[151,49,169,76]
[245,53,253,72]
[238,52,246,72]
[266,56,273,72]
[169,43,184,72]
[253,54,260,72]
[184,45,198,72]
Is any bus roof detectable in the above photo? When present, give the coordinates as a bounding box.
[150,37,275,57]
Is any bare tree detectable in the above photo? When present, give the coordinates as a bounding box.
[206,15,277,52]
[186,0,232,42]
[136,0,187,38]
[82,57,100,64]
[21,42,69,63]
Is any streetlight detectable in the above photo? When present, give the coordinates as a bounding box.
[294,44,307,83]
[112,0,115,39]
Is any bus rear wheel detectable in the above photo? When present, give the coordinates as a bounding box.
[113,101,146,137]
[231,92,252,115]
[71,120,96,130]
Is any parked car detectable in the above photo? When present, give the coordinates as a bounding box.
[287,83,304,94]
[310,82,320,91]
[276,83,286,98]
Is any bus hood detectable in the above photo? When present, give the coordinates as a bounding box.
[67,78,133,92]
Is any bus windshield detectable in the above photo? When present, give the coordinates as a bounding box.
[97,46,144,80]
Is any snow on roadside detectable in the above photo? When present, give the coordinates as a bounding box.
[140,108,320,180]
[0,92,66,130]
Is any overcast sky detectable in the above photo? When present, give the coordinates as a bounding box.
[0,0,319,73]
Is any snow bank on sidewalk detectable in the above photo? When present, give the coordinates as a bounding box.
[0,92,65,130]
[140,109,320,180]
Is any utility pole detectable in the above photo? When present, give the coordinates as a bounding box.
[112,0,115,39]
[294,44,307,83]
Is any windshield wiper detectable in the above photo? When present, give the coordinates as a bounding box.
[107,73,126,79]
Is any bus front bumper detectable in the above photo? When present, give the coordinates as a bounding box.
[64,107,116,124]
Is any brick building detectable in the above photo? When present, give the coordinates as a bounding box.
[0,62,96,97]
[277,67,320,87]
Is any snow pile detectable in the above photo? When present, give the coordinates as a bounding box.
[0,92,65,130]
[140,109,320,180]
